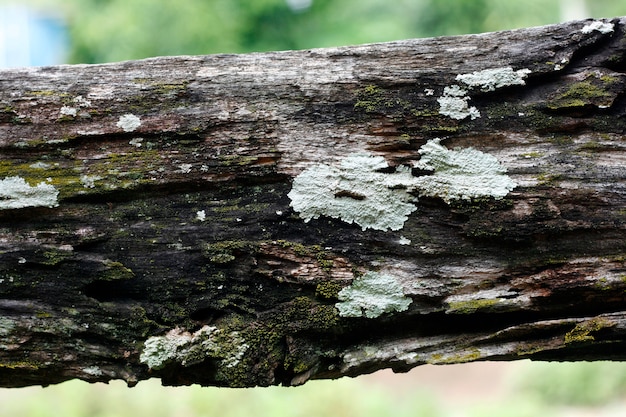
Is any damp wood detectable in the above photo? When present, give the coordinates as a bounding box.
[0,17,625,388]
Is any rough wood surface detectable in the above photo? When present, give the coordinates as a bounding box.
[0,17,625,388]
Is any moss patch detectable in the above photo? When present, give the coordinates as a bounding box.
[446,298,500,314]
[564,317,616,344]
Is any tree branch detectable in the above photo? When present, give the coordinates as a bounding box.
[0,17,625,388]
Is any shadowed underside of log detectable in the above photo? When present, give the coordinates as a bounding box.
[0,17,625,388]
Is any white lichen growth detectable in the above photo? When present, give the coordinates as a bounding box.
[412,138,517,203]
[82,366,104,377]
[178,164,193,174]
[437,85,480,120]
[80,175,102,189]
[336,271,412,318]
[139,326,248,370]
[287,153,419,231]
[129,138,144,148]
[196,210,206,221]
[438,67,531,120]
[581,20,614,34]
[288,139,516,230]
[73,95,92,107]
[456,67,531,92]
[29,162,51,170]
[0,176,59,210]
[116,114,142,132]
[60,106,77,117]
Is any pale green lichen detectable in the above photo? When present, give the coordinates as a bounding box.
[116,114,142,132]
[456,67,531,92]
[437,85,480,120]
[336,271,412,318]
[412,138,517,203]
[139,326,248,370]
[287,153,418,231]
[0,176,59,210]
[438,67,530,120]
[0,317,16,337]
[581,20,614,34]
[82,366,104,377]
[288,139,516,230]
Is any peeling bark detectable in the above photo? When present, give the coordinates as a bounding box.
[0,17,625,388]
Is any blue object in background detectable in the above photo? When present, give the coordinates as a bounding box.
[0,5,68,68]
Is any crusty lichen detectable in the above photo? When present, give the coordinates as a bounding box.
[288,153,419,231]
[288,139,516,230]
[412,138,517,203]
[336,271,412,318]
[139,325,249,370]
[0,176,59,210]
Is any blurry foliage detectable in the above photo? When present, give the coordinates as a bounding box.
[515,361,626,406]
[2,0,625,63]
[2,362,626,416]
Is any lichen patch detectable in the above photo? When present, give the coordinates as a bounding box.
[456,67,531,92]
[581,20,614,34]
[139,325,248,370]
[288,139,516,230]
[0,176,59,210]
[437,85,480,120]
[116,114,142,132]
[287,153,418,231]
[336,271,412,318]
[412,138,517,203]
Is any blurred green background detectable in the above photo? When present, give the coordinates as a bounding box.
[1,0,626,415]
[2,0,625,64]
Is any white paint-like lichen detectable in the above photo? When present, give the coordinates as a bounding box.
[178,164,193,174]
[80,175,101,189]
[437,85,480,120]
[29,162,51,170]
[0,176,59,210]
[438,67,531,120]
[336,271,412,318]
[129,137,144,148]
[412,138,517,203]
[116,114,142,132]
[288,139,516,230]
[196,210,206,221]
[456,67,531,92]
[82,366,104,377]
[581,20,614,34]
[139,325,248,370]
[60,106,77,117]
[288,153,419,231]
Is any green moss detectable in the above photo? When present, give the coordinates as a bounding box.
[315,281,343,299]
[38,249,73,266]
[0,361,40,370]
[564,317,615,344]
[447,298,500,314]
[536,172,562,186]
[203,240,254,264]
[276,240,336,274]
[429,348,482,364]
[101,260,134,281]
[547,80,614,110]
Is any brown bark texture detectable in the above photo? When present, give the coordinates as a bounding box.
[0,17,625,388]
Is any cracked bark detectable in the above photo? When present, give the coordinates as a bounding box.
[1,17,625,388]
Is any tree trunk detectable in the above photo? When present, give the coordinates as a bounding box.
[0,17,625,388]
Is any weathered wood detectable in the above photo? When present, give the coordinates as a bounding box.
[0,17,625,388]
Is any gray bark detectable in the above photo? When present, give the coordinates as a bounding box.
[0,17,625,388]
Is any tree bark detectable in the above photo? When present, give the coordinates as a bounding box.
[0,17,625,388]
